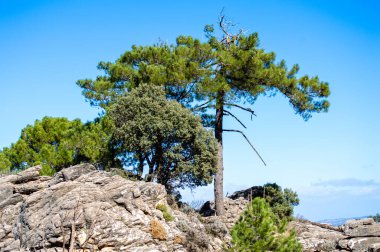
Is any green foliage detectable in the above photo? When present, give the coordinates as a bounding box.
[0,116,119,174]
[0,151,11,173]
[77,21,330,215]
[108,84,218,194]
[77,25,330,121]
[263,183,299,222]
[40,164,56,176]
[230,183,299,222]
[156,204,174,222]
[370,213,380,222]
[228,198,302,252]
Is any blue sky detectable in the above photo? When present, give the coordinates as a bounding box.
[1,0,379,221]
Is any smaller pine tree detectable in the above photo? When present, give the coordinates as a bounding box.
[228,197,302,252]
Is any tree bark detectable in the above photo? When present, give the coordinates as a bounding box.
[214,90,225,216]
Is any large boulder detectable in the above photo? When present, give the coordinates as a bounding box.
[291,218,380,252]
[0,164,226,252]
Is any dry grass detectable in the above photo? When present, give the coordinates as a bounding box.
[150,219,168,240]
[173,235,185,245]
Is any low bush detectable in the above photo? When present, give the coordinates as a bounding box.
[227,197,302,252]
[156,204,174,222]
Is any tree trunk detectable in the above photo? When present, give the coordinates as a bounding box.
[214,91,224,216]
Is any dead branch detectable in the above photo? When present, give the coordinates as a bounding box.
[223,129,266,166]
[223,103,257,119]
[218,11,244,47]
[223,110,247,128]
[192,98,215,111]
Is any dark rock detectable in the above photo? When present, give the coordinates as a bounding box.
[228,185,264,200]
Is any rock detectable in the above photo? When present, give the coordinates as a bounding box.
[228,185,265,200]
[369,243,380,252]
[339,237,380,251]
[0,165,42,184]
[200,196,248,229]
[0,193,24,209]
[60,163,96,181]
[0,183,14,203]
[203,216,229,239]
[0,164,226,251]
[289,220,347,251]
[342,218,380,237]
[132,187,141,198]
[3,165,380,252]
[291,218,380,252]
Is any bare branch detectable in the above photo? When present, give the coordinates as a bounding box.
[224,103,257,119]
[219,15,228,36]
[178,82,196,101]
[192,98,215,111]
[223,110,247,128]
[223,129,266,166]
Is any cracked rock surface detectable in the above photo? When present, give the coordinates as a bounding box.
[2,164,379,251]
[290,218,380,252]
[0,164,227,252]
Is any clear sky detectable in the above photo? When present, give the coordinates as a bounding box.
[1,0,379,221]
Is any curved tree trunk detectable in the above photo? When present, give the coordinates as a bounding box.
[214,91,224,216]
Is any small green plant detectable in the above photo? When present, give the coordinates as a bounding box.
[227,197,302,252]
[156,204,174,222]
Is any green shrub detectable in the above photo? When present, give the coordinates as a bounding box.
[39,163,56,176]
[228,183,299,223]
[156,204,174,222]
[227,198,302,252]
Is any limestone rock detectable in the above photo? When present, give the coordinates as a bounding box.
[0,164,225,252]
[343,218,380,237]
[200,196,248,229]
[289,220,346,251]
[3,165,380,251]
[291,218,380,251]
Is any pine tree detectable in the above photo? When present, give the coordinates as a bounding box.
[228,197,302,252]
[77,16,330,215]
[0,117,119,175]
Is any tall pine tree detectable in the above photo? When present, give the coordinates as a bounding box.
[77,16,330,215]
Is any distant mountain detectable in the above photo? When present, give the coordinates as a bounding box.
[318,216,370,226]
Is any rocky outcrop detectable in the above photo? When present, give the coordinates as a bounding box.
[2,165,379,251]
[199,197,248,230]
[291,218,380,252]
[0,164,227,252]
[200,189,380,252]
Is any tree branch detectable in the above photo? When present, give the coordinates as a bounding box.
[178,82,196,101]
[224,103,257,119]
[192,98,215,111]
[219,13,231,38]
[218,11,244,47]
[223,110,247,128]
[223,129,266,166]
